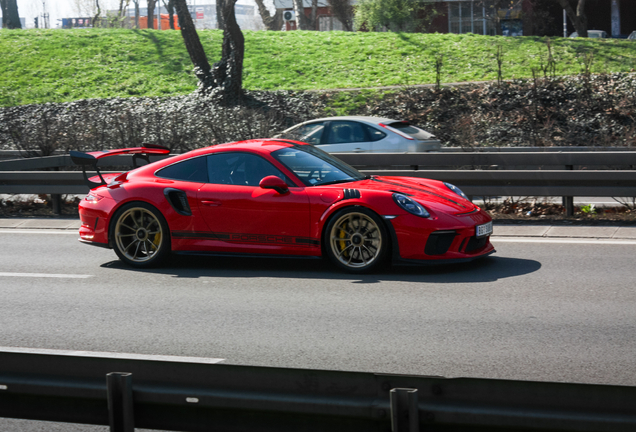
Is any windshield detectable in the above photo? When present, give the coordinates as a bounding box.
[272,145,367,187]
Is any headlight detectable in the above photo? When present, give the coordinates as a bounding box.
[392,193,430,218]
[444,182,468,200]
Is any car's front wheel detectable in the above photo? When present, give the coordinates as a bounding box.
[110,202,170,268]
[324,207,388,273]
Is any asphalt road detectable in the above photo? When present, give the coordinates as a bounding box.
[1,230,635,430]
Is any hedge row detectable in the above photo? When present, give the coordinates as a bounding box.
[1,73,634,156]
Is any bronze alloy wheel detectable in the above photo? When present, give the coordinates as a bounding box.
[326,208,387,272]
[112,203,170,267]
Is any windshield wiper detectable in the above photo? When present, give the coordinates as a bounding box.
[315,179,354,186]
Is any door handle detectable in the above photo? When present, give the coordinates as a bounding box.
[201,200,221,206]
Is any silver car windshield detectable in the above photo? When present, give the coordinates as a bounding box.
[272,145,368,186]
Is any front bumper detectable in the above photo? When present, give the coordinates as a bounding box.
[386,211,495,264]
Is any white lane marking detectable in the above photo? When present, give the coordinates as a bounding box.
[0,272,93,279]
[0,346,225,364]
[0,229,78,235]
[492,237,636,245]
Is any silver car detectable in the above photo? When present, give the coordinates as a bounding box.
[569,30,607,38]
[628,31,636,40]
[276,116,441,153]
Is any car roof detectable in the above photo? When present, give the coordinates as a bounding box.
[297,116,402,126]
[176,139,308,159]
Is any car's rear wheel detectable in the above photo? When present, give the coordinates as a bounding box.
[325,207,388,273]
[110,202,170,268]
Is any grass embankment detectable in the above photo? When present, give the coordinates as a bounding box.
[1,28,636,106]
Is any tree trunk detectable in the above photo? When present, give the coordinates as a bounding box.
[216,0,226,30]
[210,0,244,103]
[94,0,102,28]
[292,0,306,30]
[174,0,244,104]
[174,0,213,85]
[327,0,353,31]
[1,0,22,29]
[147,0,156,29]
[254,0,283,31]
[555,0,587,37]
[133,0,140,28]
[309,0,318,30]
[163,0,175,29]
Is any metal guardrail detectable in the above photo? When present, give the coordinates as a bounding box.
[1,347,635,432]
[0,151,634,215]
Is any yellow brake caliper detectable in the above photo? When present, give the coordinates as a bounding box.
[338,222,348,257]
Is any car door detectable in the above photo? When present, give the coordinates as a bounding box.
[316,120,374,153]
[196,152,315,255]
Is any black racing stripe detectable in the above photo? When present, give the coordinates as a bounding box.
[295,238,320,246]
[173,231,230,240]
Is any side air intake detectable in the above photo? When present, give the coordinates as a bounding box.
[343,189,361,200]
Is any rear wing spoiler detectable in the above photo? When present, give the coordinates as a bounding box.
[70,144,171,188]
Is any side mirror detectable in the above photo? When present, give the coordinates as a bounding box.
[259,176,289,194]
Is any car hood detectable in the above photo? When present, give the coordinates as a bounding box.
[325,175,477,214]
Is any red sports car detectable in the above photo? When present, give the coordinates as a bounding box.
[72,139,494,272]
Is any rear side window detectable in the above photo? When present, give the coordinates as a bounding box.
[364,125,387,142]
[387,122,435,140]
[156,156,208,183]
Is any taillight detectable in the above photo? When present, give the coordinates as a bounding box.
[379,123,415,140]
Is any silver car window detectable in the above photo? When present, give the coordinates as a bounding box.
[326,121,368,144]
[281,122,325,145]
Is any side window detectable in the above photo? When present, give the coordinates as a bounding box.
[156,156,208,183]
[282,122,325,145]
[326,121,368,144]
[364,125,387,142]
[207,153,292,187]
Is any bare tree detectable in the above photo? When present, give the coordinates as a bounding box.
[71,0,98,17]
[94,0,102,27]
[554,0,587,37]
[162,0,175,29]
[118,0,130,27]
[476,0,523,36]
[173,0,244,104]
[308,0,318,29]
[132,0,140,27]
[292,0,305,29]
[254,0,283,30]
[0,0,22,29]
[147,0,157,29]
[327,0,353,31]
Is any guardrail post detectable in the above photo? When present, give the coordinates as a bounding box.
[563,164,574,216]
[50,194,62,215]
[107,372,135,432]
[390,388,419,432]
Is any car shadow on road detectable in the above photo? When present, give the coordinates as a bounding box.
[101,254,540,284]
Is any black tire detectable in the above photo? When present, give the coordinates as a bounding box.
[324,207,389,273]
[109,202,171,268]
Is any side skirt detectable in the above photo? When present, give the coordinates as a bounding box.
[173,251,323,260]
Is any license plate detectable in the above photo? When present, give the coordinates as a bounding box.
[476,221,493,238]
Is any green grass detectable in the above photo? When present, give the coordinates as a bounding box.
[2,28,636,106]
